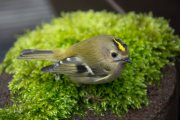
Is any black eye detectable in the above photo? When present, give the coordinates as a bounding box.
[111,52,117,58]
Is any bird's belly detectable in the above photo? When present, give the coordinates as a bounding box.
[69,63,126,84]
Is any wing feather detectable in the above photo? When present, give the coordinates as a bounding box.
[41,56,109,77]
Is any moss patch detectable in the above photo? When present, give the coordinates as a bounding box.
[0,10,180,119]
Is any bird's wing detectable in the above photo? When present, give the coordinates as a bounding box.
[41,56,109,77]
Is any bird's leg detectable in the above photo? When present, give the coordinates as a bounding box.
[79,83,106,103]
[55,74,61,80]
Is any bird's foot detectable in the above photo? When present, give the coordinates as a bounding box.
[83,95,107,103]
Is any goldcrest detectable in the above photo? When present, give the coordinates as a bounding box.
[17,35,133,102]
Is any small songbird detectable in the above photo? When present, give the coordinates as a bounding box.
[17,35,133,102]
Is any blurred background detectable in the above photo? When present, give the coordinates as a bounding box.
[0,0,180,61]
[0,0,180,119]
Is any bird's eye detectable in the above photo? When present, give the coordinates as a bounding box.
[111,52,117,58]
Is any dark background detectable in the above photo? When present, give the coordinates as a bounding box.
[0,0,180,61]
[0,0,179,119]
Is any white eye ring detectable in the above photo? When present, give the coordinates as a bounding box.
[111,51,117,58]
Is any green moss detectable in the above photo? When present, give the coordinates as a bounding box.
[0,10,180,119]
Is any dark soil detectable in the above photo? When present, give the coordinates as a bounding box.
[0,65,178,120]
[0,72,13,108]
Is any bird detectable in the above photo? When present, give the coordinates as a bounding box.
[17,35,133,103]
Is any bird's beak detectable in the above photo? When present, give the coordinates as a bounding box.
[118,57,133,64]
[125,59,133,64]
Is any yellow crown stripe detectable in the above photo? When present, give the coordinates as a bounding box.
[113,38,125,52]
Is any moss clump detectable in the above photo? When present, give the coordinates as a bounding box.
[0,10,180,119]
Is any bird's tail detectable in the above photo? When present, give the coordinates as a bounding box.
[17,49,59,62]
